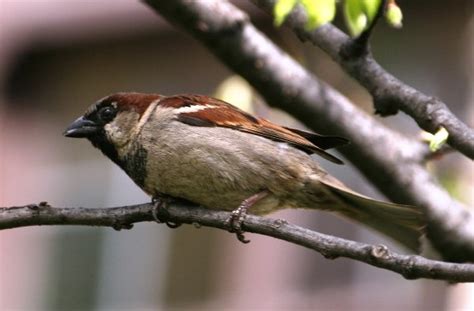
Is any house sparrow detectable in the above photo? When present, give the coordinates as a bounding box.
[64,92,424,251]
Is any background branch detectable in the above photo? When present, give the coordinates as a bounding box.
[253,0,474,160]
[143,0,474,261]
[1,203,474,282]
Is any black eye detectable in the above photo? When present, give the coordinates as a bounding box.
[98,106,116,122]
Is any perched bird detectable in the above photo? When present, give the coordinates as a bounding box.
[64,92,424,251]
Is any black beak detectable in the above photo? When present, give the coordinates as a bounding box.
[64,116,100,138]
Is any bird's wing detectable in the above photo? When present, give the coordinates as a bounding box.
[160,94,347,164]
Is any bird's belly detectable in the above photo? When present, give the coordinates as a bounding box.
[141,148,275,212]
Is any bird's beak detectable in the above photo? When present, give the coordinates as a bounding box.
[63,116,100,138]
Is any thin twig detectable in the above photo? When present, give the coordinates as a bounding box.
[1,203,473,282]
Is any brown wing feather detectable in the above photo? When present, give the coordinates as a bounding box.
[245,119,345,164]
[162,95,346,164]
[283,127,349,150]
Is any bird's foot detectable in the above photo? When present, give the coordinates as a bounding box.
[228,206,250,243]
[227,191,269,244]
[152,195,182,228]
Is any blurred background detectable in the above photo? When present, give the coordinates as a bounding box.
[0,1,473,310]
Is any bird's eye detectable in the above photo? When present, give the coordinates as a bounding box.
[98,106,116,122]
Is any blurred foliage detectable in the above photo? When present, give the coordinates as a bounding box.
[274,0,298,26]
[438,171,466,204]
[386,1,403,28]
[300,0,337,30]
[273,0,404,36]
[343,0,380,36]
[274,0,336,29]
[214,75,254,113]
[421,127,449,152]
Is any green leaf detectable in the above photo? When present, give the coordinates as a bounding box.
[386,2,403,28]
[274,0,298,27]
[362,0,381,23]
[300,0,336,30]
[344,0,382,37]
[344,0,367,36]
[429,127,449,152]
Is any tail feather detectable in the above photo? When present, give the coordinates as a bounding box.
[320,180,425,252]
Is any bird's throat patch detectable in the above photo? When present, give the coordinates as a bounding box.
[122,145,148,188]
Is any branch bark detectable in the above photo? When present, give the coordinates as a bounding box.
[1,203,474,282]
[253,0,474,160]
[142,0,474,261]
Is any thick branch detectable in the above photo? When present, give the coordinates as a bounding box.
[1,203,473,282]
[143,0,474,261]
[253,0,474,160]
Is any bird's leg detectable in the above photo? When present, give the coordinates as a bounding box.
[228,191,269,244]
[152,194,182,228]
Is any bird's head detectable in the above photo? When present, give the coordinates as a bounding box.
[64,92,162,160]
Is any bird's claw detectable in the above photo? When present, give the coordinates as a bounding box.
[152,196,182,229]
[228,206,250,244]
[226,191,269,244]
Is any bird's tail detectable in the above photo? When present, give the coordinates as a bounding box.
[314,177,425,252]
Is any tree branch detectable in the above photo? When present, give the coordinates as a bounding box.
[142,0,474,261]
[253,0,474,160]
[1,203,473,282]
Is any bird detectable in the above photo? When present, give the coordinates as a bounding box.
[64,92,424,251]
